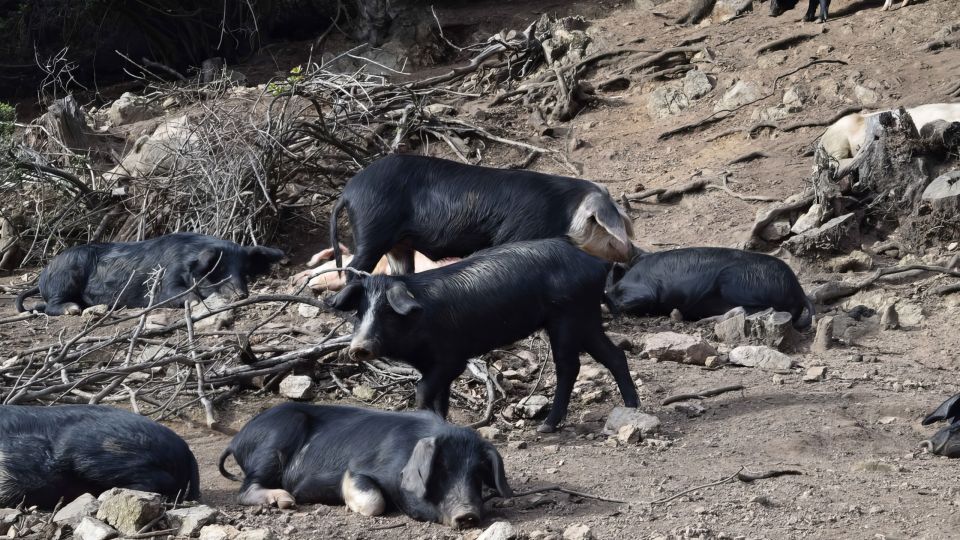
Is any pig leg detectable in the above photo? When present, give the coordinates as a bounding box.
[539,323,583,433]
[238,483,297,509]
[583,330,640,408]
[386,243,415,275]
[414,364,462,418]
[340,470,386,516]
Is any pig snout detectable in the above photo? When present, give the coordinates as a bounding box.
[449,509,481,530]
[349,340,380,361]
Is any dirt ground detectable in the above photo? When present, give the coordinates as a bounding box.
[3,0,960,538]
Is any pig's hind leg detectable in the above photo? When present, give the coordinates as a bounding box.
[583,329,639,409]
[539,321,584,433]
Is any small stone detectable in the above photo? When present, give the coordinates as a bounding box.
[750,495,774,507]
[139,344,175,363]
[948,242,958,251]
[877,416,897,425]
[728,345,794,371]
[279,375,315,400]
[603,406,661,436]
[563,523,594,540]
[529,530,556,540]
[0,509,21,535]
[782,86,805,112]
[297,304,321,318]
[683,69,714,100]
[166,505,220,537]
[816,44,834,56]
[852,460,899,474]
[233,529,276,540]
[507,440,528,450]
[578,364,604,381]
[53,493,100,526]
[880,303,900,330]
[617,424,642,444]
[199,524,241,540]
[790,203,822,235]
[715,80,762,112]
[192,293,235,330]
[478,426,505,442]
[74,517,118,540]
[107,92,161,126]
[760,220,792,241]
[674,402,706,417]
[96,488,164,535]
[351,383,376,401]
[518,395,551,419]
[829,250,873,273]
[477,521,517,540]
[648,86,690,118]
[607,332,634,351]
[783,213,860,257]
[581,389,606,404]
[642,332,718,365]
[803,366,826,382]
[854,84,880,106]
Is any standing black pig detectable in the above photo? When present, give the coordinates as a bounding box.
[0,405,200,508]
[606,247,815,328]
[218,403,511,528]
[328,238,640,433]
[329,154,635,277]
[15,233,284,315]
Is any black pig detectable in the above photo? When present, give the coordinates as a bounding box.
[16,233,284,315]
[0,405,200,508]
[770,0,831,22]
[329,154,635,278]
[328,238,640,433]
[921,393,960,458]
[606,247,815,328]
[218,403,511,528]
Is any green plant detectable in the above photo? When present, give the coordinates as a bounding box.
[266,65,304,96]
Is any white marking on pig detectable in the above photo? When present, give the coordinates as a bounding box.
[351,289,382,348]
[881,0,909,10]
[341,471,386,516]
[238,482,296,509]
[821,103,960,161]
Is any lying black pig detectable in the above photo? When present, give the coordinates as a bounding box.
[329,154,636,278]
[0,405,200,508]
[606,247,815,328]
[218,403,511,528]
[328,237,640,433]
[921,393,960,458]
[16,233,284,315]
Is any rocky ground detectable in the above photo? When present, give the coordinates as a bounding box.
[2,0,960,539]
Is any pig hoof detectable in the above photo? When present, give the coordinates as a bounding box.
[65,304,82,315]
[269,489,296,509]
[536,422,558,434]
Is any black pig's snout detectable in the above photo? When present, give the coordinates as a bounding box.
[349,343,378,362]
[451,511,480,530]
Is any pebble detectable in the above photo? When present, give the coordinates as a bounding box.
[563,523,594,540]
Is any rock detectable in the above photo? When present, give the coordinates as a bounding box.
[103,116,199,181]
[518,395,551,419]
[812,315,834,354]
[297,303,321,318]
[783,213,860,257]
[53,493,100,526]
[351,384,376,401]
[829,250,873,273]
[607,332,634,351]
[199,524,241,540]
[751,105,790,122]
[96,488,164,535]
[563,523,594,540]
[803,366,826,382]
[279,375,315,400]
[0,509,20,535]
[75,517,118,540]
[729,345,794,371]
[714,80,762,112]
[674,402,706,417]
[191,293,235,331]
[478,426,505,442]
[877,416,897,425]
[854,84,880,106]
[757,52,788,69]
[852,460,899,474]
[82,304,109,317]
[235,529,276,540]
[715,309,797,350]
[760,219,792,241]
[712,0,754,22]
[166,505,220,538]
[478,521,517,540]
[107,92,161,126]
[507,440,528,450]
[921,171,960,210]
[642,332,717,365]
[578,364,604,381]
[648,86,690,118]
[603,406,660,436]
[782,86,805,112]
[139,344,176,363]
[790,203,822,235]
[816,44,834,56]
[880,303,900,330]
[683,69,714,100]
[617,424,642,444]
[843,290,923,326]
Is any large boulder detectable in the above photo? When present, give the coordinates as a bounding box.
[96,489,164,536]
[642,332,717,364]
[102,116,198,182]
[107,92,161,126]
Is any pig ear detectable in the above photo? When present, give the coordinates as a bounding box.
[400,436,436,499]
[386,282,421,316]
[484,446,512,498]
[191,248,221,277]
[327,281,364,312]
[608,263,628,286]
